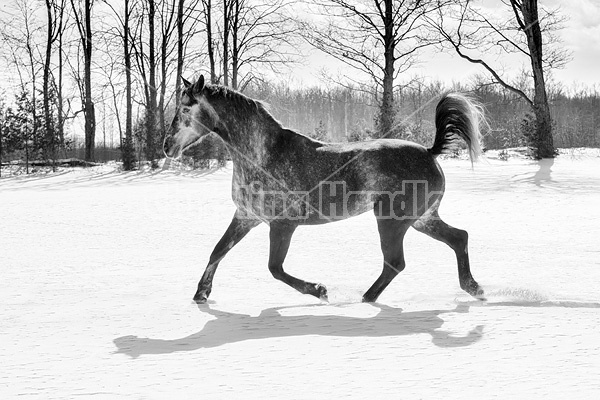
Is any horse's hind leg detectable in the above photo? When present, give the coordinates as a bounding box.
[413,210,485,299]
[363,218,412,303]
[267,222,328,301]
[194,211,260,304]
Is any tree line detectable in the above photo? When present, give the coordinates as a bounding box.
[254,78,600,151]
[0,0,591,174]
[3,77,598,166]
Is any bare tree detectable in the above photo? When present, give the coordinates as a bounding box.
[43,0,68,167]
[175,0,202,105]
[303,0,448,137]
[101,0,136,169]
[229,0,299,90]
[222,0,233,86]
[124,0,133,153]
[431,0,570,158]
[176,0,185,103]
[1,0,44,171]
[127,0,203,166]
[147,0,159,166]
[158,0,176,132]
[52,0,70,156]
[203,0,298,89]
[202,0,217,83]
[70,0,96,161]
[21,4,39,168]
[130,0,181,167]
[122,0,135,168]
[128,0,160,166]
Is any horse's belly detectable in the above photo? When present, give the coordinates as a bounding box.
[231,181,374,224]
[305,178,439,223]
[232,184,313,223]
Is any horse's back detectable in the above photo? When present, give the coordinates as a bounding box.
[267,130,443,189]
[318,139,445,192]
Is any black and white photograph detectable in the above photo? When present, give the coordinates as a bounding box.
[1,0,599,398]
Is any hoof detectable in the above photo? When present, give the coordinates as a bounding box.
[193,291,209,304]
[460,281,486,301]
[465,284,486,301]
[315,283,328,302]
[474,290,487,302]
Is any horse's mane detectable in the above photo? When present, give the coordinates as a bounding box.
[203,84,280,127]
[201,84,326,147]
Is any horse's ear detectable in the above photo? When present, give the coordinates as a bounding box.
[192,75,205,94]
[182,76,191,89]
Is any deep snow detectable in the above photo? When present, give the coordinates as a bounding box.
[1,150,600,399]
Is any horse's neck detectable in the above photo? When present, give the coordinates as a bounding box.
[217,104,280,165]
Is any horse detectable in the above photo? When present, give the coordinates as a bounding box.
[163,74,486,304]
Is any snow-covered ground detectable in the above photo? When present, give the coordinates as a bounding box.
[2,150,600,399]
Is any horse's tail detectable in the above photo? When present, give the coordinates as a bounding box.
[429,92,485,163]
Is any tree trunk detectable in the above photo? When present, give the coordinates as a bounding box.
[119,0,136,170]
[159,29,167,137]
[205,0,216,83]
[223,0,230,86]
[231,0,239,90]
[520,0,555,158]
[147,0,159,167]
[378,0,395,138]
[27,51,35,174]
[83,0,95,162]
[57,5,65,156]
[43,0,55,168]
[125,0,132,146]
[176,0,184,107]
[25,125,30,175]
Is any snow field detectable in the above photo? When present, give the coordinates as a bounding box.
[1,152,600,398]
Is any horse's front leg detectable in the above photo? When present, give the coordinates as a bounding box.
[268,222,328,301]
[194,211,261,304]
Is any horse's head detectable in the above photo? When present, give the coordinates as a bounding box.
[163,75,219,159]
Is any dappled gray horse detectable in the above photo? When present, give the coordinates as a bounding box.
[164,75,485,304]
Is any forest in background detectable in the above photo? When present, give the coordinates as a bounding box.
[0,0,598,172]
[247,78,600,150]
[2,76,599,166]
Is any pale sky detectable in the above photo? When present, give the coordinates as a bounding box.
[549,0,600,87]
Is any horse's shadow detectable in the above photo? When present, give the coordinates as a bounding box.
[113,303,484,358]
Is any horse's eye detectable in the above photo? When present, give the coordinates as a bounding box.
[181,94,192,106]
